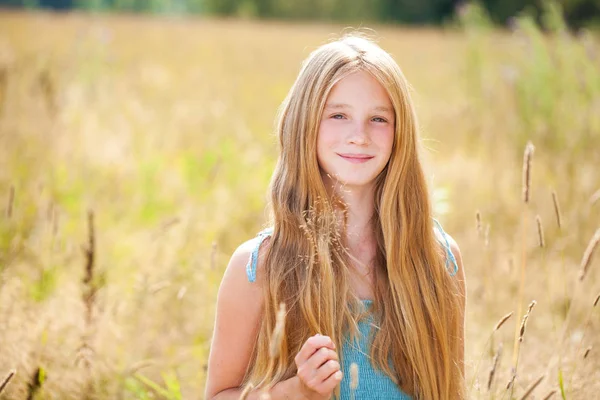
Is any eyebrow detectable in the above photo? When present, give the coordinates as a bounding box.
[324,103,393,113]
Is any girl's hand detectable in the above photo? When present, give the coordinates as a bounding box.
[294,334,343,400]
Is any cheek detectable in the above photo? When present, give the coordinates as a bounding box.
[374,127,395,155]
[317,124,339,155]
[318,123,338,143]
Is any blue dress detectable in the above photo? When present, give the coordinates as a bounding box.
[244,221,458,399]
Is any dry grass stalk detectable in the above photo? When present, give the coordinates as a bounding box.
[594,293,600,307]
[476,211,482,238]
[519,300,537,342]
[269,303,286,359]
[0,369,15,393]
[494,312,513,332]
[590,188,600,205]
[6,185,14,218]
[583,347,591,359]
[76,210,97,399]
[542,389,557,400]
[522,141,534,204]
[518,374,544,400]
[487,343,502,391]
[579,228,600,281]
[551,191,562,229]
[82,210,97,329]
[535,215,545,248]
[350,362,359,390]
[506,367,516,390]
[350,362,359,400]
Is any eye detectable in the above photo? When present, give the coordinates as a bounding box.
[331,114,346,120]
[372,117,388,123]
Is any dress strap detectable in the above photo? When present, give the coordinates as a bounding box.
[432,219,458,276]
[245,227,274,283]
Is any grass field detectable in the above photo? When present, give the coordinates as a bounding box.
[0,6,599,399]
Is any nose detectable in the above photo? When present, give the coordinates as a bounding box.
[347,121,370,146]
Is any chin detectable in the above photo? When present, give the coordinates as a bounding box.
[322,173,378,189]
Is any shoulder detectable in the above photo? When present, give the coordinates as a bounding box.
[220,234,271,296]
[441,232,466,296]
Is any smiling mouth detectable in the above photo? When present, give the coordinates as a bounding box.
[337,153,374,163]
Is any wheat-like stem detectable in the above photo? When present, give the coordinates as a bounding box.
[541,389,557,400]
[579,228,600,281]
[551,190,562,230]
[590,188,600,206]
[487,342,503,392]
[0,369,15,394]
[350,362,358,400]
[468,311,513,398]
[506,301,536,400]
[535,215,545,248]
[567,292,600,391]
[522,141,534,204]
[514,142,534,368]
[518,374,544,400]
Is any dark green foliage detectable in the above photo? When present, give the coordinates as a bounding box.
[0,0,598,26]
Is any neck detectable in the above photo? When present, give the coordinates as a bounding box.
[321,175,376,248]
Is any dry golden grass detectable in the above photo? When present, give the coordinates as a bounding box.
[0,8,599,399]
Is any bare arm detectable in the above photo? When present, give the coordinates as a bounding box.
[205,238,342,400]
[204,239,275,399]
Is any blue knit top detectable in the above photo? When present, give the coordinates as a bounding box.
[244,220,458,399]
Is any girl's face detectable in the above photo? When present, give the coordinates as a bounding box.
[317,70,395,190]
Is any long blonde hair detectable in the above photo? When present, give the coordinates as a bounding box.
[244,34,465,399]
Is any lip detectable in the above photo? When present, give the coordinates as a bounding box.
[337,153,374,163]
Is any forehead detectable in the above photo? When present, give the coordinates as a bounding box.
[325,70,392,109]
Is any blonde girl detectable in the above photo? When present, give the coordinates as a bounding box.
[205,33,466,400]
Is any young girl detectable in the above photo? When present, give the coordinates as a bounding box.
[205,34,466,400]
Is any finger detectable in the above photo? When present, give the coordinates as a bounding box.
[304,347,338,372]
[313,369,343,396]
[314,359,341,383]
[294,335,336,366]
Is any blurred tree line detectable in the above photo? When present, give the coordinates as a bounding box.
[0,0,598,27]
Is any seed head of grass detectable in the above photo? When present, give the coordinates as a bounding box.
[494,312,513,332]
[579,228,600,281]
[535,215,545,248]
[551,191,562,229]
[590,188,600,206]
[583,347,591,359]
[269,302,286,359]
[519,300,536,342]
[522,141,534,204]
[350,362,359,390]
